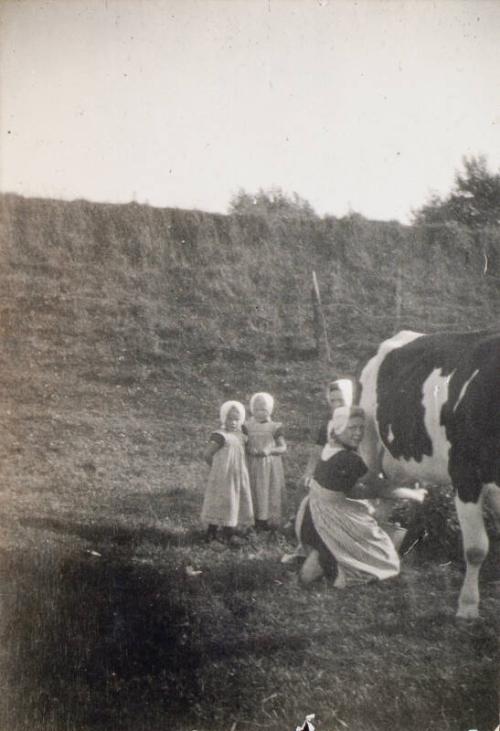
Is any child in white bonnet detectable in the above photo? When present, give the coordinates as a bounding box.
[201,400,254,543]
[246,392,287,532]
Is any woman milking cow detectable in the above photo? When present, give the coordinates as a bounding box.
[288,381,427,588]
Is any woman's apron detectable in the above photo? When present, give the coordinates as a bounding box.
[295,479,400,587]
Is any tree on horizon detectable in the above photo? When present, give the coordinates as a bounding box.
[228,186,318,220]
[413,155,500,228]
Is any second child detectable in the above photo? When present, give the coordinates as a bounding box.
[246,392,287,531]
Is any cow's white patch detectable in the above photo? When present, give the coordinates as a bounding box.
[378,368,451,484]
[387,425,395,443]
[359,330,423,473]
[453,368,479,413]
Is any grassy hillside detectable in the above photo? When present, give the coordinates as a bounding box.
[0,194,498,731]
[1,194,499,375]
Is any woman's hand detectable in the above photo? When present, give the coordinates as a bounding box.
[413,487,428,503]
[387,485,429,502]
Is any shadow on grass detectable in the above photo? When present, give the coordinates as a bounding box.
[0,545,298,731]
[2,537,497,731]
[0,550,201,730]
[19,515,203,549]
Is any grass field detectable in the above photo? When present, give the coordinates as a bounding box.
[0,350,498,731]
[0,194,498,730]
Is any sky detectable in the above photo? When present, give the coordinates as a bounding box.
[1,0,500,223]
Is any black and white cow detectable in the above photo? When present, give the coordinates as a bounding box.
[358,329,500,618]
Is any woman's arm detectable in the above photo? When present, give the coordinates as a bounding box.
[383,485,427,502]
[351,471,427,502]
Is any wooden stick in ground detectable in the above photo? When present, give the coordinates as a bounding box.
[311,270,331,363]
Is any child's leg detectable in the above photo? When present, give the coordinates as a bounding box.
[206,524,218,541]
[267,526,278,542]
[221,526,235,541]
[221,526,246,547]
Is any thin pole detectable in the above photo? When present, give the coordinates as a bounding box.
[311,271,331,363]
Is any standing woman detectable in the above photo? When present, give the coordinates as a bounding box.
[246,392,287,531]
[296,406,427,587]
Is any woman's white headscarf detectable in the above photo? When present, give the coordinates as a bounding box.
[220,400,246,426]
[328,406,351,438]
[322,406,365,459]
[326,378,354,408]
[328,405,365,440]
[249,392,274,416]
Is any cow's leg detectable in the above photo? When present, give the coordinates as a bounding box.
[484,483,500,531]
[455,492,488,619]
